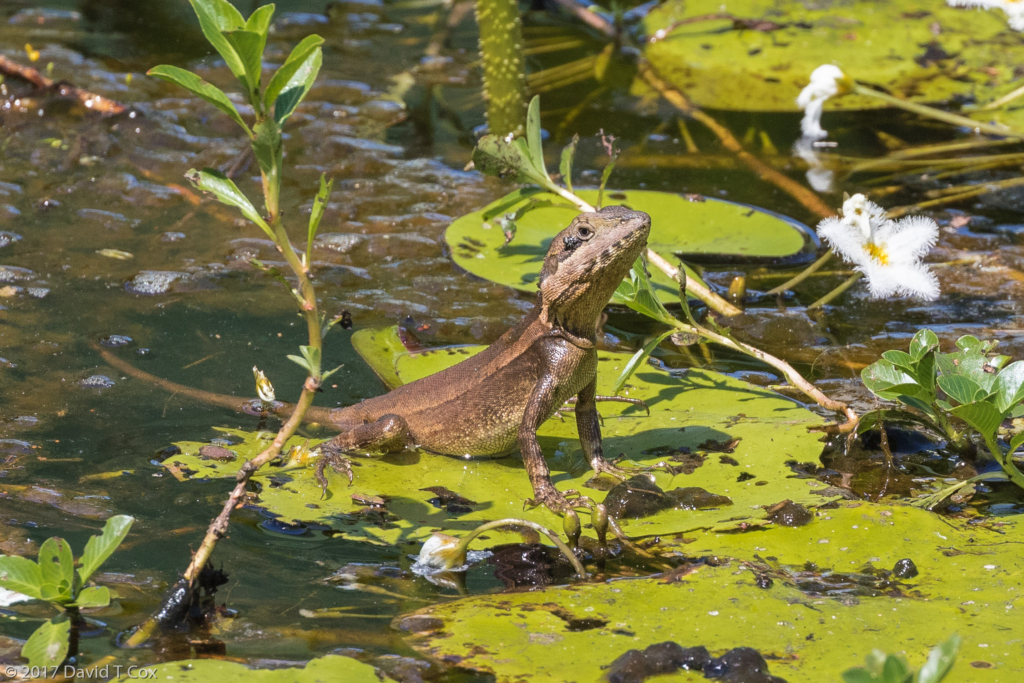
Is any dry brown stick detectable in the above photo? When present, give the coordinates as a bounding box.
[636,60,834,221]
[124,381,317,647]
[0,54,126,115]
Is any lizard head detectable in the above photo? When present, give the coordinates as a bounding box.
[538,205,651,337]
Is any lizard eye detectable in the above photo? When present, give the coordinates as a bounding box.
[577,226,593,239]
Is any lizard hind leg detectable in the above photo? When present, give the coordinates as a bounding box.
[314,414,411,499]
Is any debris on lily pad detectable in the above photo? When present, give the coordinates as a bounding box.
[161,327,825,546]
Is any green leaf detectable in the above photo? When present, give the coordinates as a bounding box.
[263,35,324,123]
[307,173,333,259]
[481,187,548,221]
[21,616,70,669]
[444,188,808,305]
[245,3,275,38]
[37,537,74,602]
[146,66,251,136]
[71,585,110,608]
[287,345,320,375]
[861,360,921,401]
[641,0,1024,124]
[189,0,248,86]
[525,95,546,176]
[937,375,985,406]
[1008,432,1024,458]
[223,29,265,102]
[252,119,283,200]
[916,634,959,683]
[842,670,878,683]
[77,515,134,585]
[0,555,43,599]
[163,325,826,544]
[611,329,676,395]
[471,135,551,188]
[612,258,676,326]
[133,655,380,682]
[909,329,940,362]
[881,350,917,374]
[881,654,912,683]
[992,361,1024,414]
[559,134,578,194]
[949,402,1003,439]
[186,168,273,239]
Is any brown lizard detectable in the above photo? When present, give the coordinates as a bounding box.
[96,205,652,514]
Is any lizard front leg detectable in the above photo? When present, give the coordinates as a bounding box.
[520,377,574,515]
[575,378,640,481]
[316,414,410,497]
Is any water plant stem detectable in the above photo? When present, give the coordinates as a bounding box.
[766,251,833,295]
[636,61,835,221]
[982,432,1024,490]
[851,83,1022,140]
[458,519,589,578]
[808,272,862,309]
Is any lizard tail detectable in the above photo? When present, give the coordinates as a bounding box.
[91,342,332,423]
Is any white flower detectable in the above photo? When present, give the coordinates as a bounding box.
[796,65,848,141]
[415,533,466,570]
[948,0,1024,31]
[252,366,275,402]
[817,194,940,300]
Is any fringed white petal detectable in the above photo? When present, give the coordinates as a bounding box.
[897,264,941,300]
[857,260,940,301]
[857,260,902,298]
[881,216,940,264]
[817,217,867,265]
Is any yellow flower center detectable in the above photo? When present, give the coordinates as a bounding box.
[865,242,889,265]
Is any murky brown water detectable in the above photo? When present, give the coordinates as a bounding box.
[2,0,1024,677]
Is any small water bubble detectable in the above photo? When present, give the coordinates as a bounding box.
[99,335,133,348]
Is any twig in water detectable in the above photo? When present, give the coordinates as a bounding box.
[0,55,126,115]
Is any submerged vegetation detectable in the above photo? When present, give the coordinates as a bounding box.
[2,0,1024,680]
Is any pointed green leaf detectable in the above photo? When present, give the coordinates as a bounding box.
[525,95,546,176]
[949,402,1003,439]
[38,537,74,602]
[881,350,916,374]
[252,119,283,199]
[308,173,333,253]
[881,654,911,683]
[22,616,70,668]
[189,0,248,85]
[861,360,920,401]
[916,634,959,683]
[186,168,273,238]
[612,258,676,325]
[611,329,676,395]
[71,585,110,609]
[264,35,323,106]
[77,515,133,585]
[471,135,551,187]
[559,134,578,194]
[223,29,265,101]
[147,65,251,136]
[842,670,878,683]
[1009,431,1024,458]
[0,555,43,599]
[993,361,1024,414]
[245,3,275,38]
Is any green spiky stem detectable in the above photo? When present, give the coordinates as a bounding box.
[476,0,527,136]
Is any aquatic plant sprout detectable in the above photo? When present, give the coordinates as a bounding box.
[948,0,1024,31]
[816,194,940,301]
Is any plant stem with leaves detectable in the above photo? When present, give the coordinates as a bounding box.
[127,0,340,646]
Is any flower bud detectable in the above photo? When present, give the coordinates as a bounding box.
[252,366,276,402]
[416,533,466,570]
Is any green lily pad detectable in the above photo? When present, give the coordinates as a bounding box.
[444,189,810,304]
[642,0,1024,117]
[117,655,379,682]
[163,327,824,546]
[399,503,1021,682]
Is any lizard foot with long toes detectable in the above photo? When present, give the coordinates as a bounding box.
[314,447,355,499]
[524,486,576,516]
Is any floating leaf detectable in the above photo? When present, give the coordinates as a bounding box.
[400,504,1018,682]
[444,189,811,304]
[163,327,824,546]
[119,655,379,682]
[642,0,1024,125]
